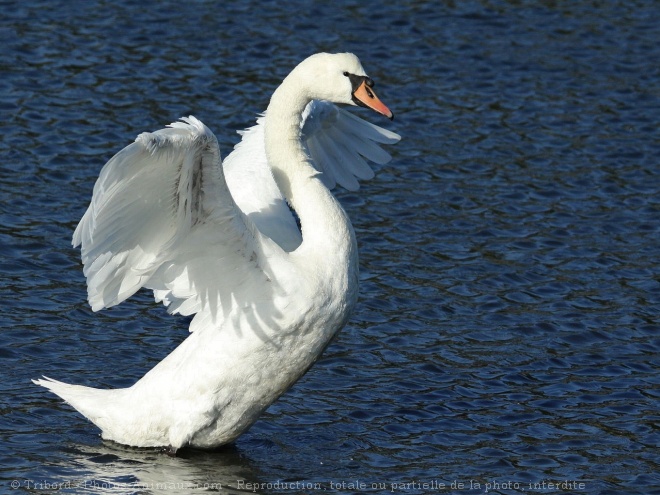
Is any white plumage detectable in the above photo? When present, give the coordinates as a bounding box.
[34,53,399,453]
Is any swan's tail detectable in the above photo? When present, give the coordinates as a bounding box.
[32,376,124,432]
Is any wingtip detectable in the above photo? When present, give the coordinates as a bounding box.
[382,129,402,144]
[32,375,55,388]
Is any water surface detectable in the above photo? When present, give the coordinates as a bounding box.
[1,1,659,494]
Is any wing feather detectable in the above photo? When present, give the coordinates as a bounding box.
[74,116,288,333]
[301,100,400,191]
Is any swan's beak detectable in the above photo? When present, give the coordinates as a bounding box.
[352,79,394,120]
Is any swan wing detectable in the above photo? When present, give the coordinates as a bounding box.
[73,116,288,333]
[301,100,401,191]
[223,101,400,251]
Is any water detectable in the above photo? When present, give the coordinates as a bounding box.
[1,0,659,494]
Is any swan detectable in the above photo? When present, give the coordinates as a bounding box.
[33,52,399,454]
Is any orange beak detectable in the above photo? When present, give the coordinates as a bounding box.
[352,79,394,120]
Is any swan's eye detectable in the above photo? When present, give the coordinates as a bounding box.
[343,71,349,77]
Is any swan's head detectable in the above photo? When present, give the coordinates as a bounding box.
[292,53,393,120]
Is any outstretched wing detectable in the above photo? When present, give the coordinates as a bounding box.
[301,100,400,191]
[223,100,400,251]
[73,116,289,333]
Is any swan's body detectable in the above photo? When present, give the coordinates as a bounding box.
[33,53,399,452]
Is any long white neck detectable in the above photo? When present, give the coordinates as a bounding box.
[263,75,357,283]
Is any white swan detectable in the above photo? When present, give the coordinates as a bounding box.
[33,53,399,453]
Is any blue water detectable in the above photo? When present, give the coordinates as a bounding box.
[1,1,659,494]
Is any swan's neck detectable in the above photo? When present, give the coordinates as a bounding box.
[264,78,357,277]
[264,78,315,207]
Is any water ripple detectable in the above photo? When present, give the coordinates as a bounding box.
[2,1,659,494]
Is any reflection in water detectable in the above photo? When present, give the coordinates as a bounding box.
[56,441,262,494]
